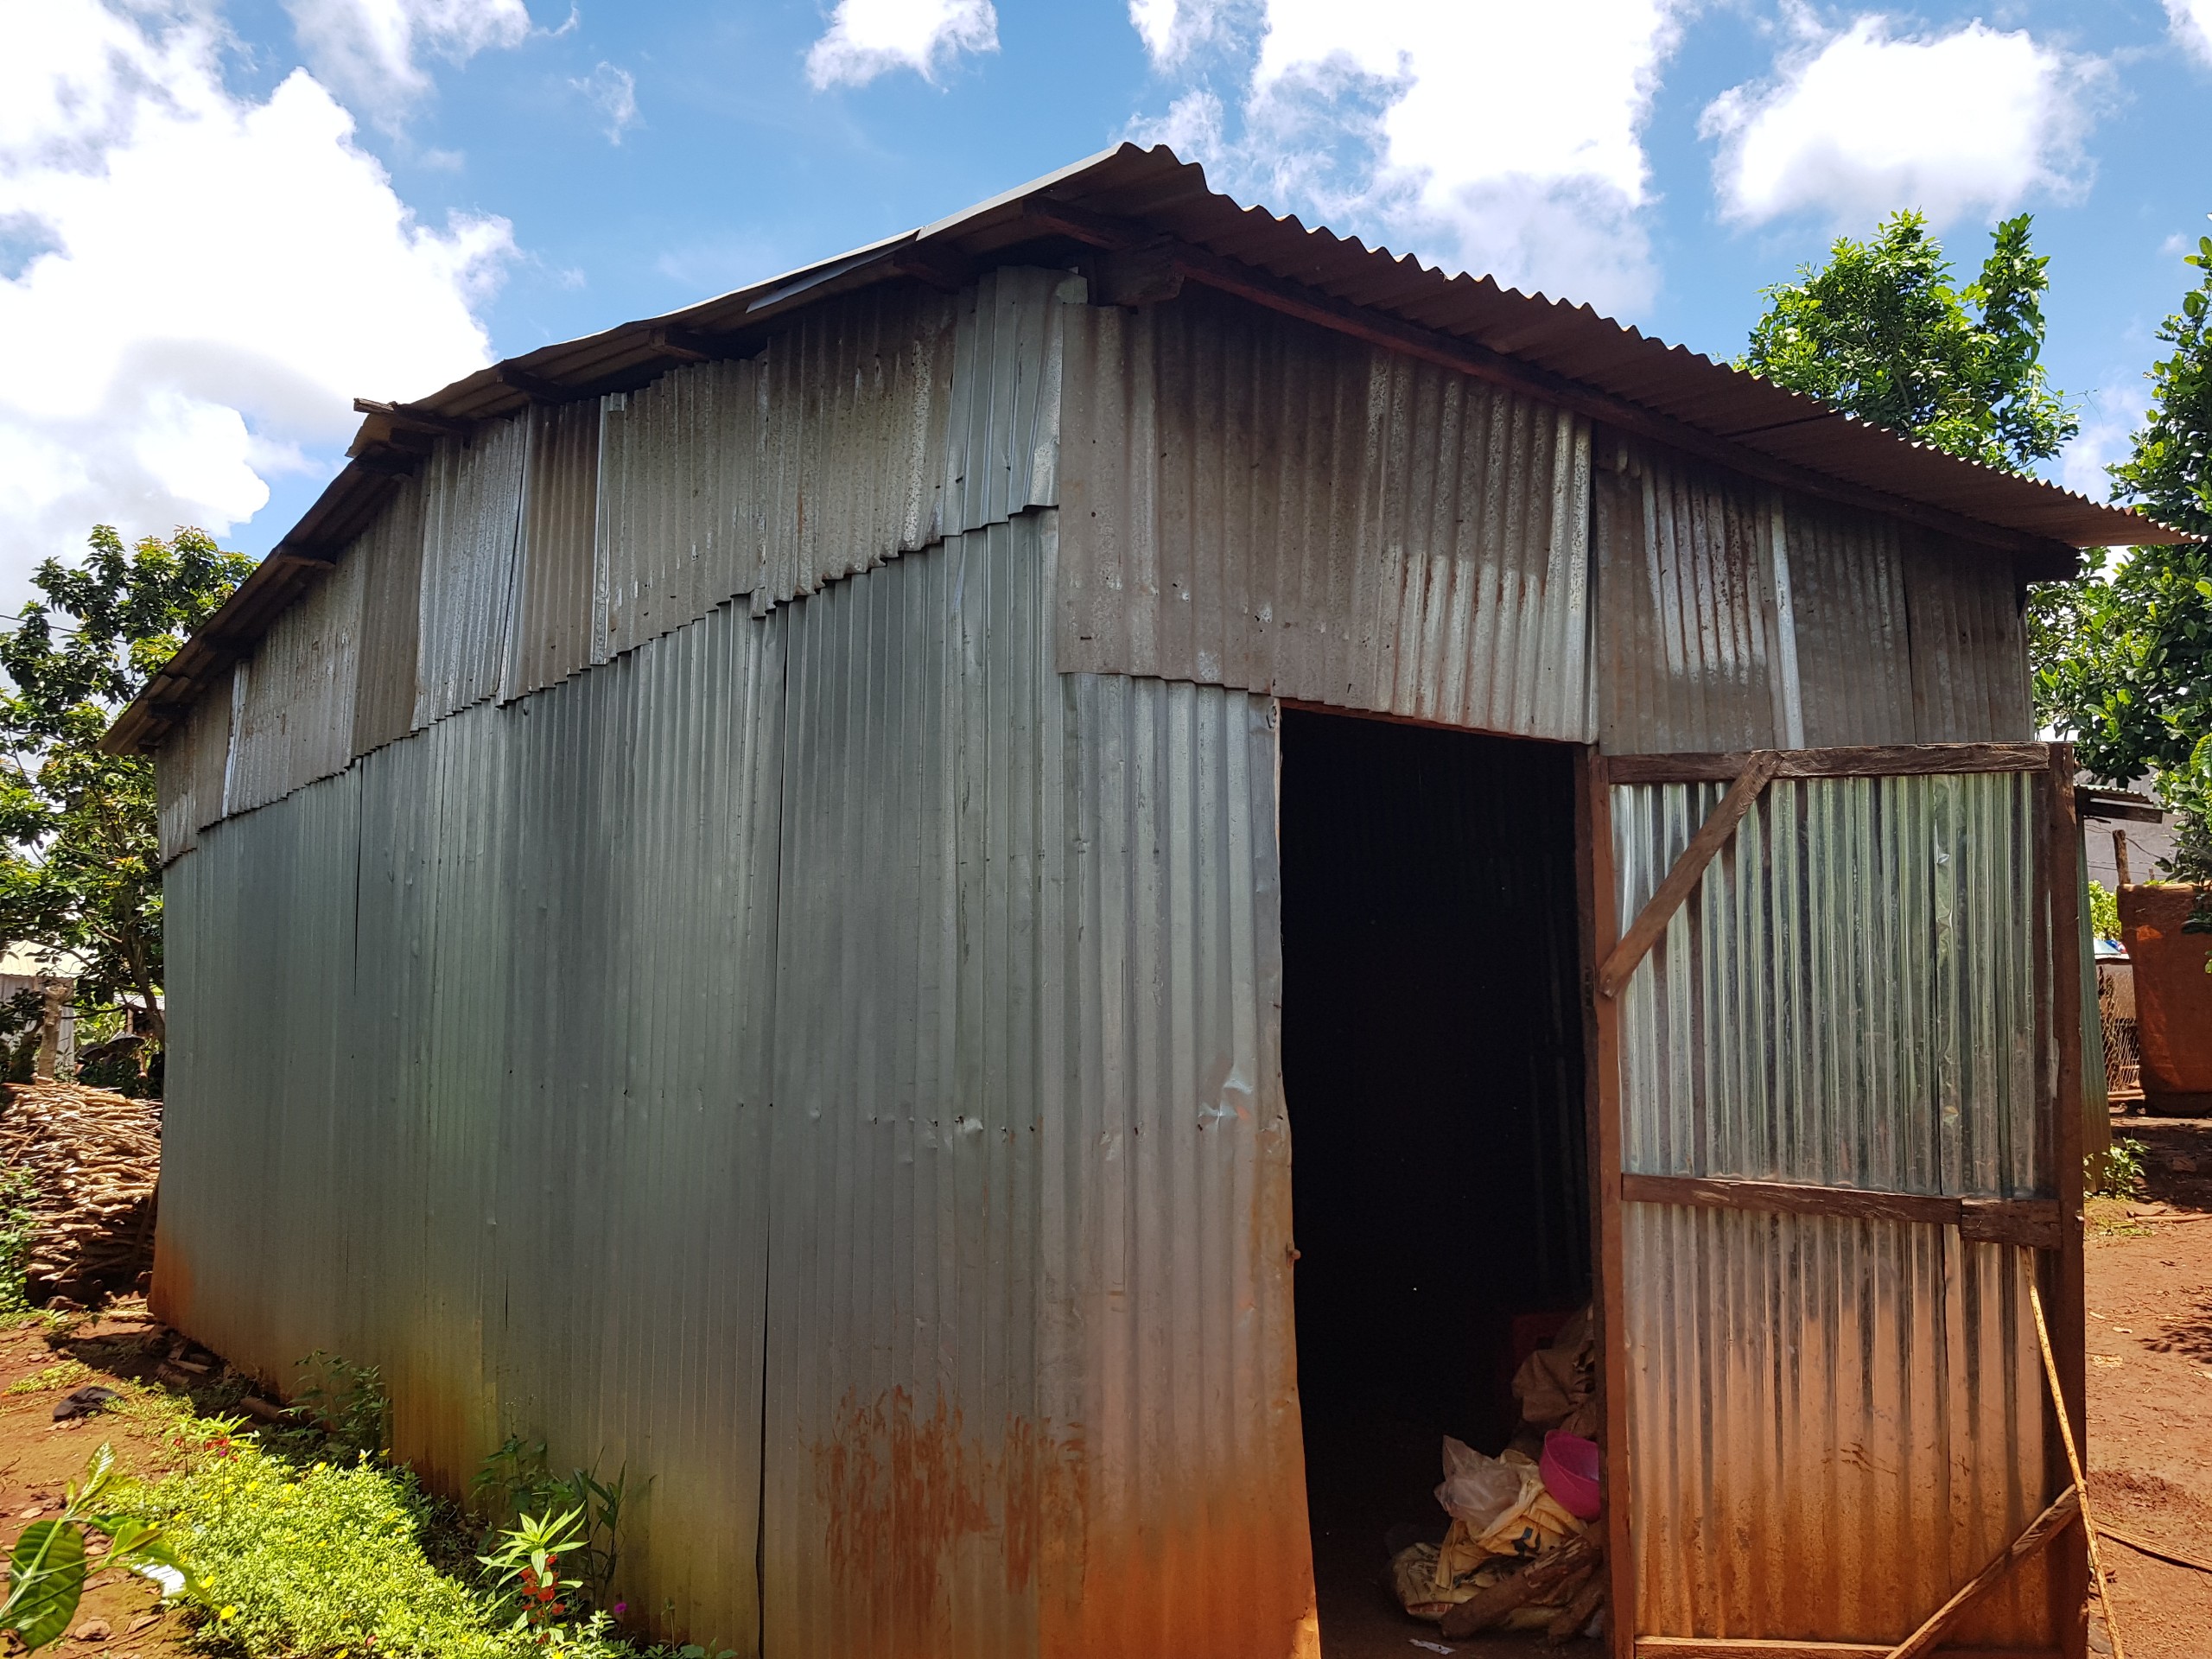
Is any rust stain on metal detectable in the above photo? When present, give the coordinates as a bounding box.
[812,1389,1047,1648]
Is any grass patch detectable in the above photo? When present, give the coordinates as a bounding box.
[116,1395,726,1658]
[131,1435,532,1657]
[7,1357,91,1395]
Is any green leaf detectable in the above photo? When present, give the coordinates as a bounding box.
[4,1519,86,1649]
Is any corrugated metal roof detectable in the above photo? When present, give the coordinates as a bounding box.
[108,143,2182,756]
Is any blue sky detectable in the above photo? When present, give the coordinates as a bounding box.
[6,0,2211,604]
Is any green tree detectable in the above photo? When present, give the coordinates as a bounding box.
[2033,226,2212,882]
[1744,210,2078,471]
[0,526,253,1058]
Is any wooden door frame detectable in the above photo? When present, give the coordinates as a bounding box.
[1576,741,2088,1659]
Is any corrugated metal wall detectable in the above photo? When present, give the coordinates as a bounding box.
[225,542,366,817]
[164,590,788,1646]
[1598,448,2033,753]
[1058,288,1594,740]
[162,514,1315,1658]
[1592,445,1797,753]
[504,400,601,701]
[156,664,234,864]
[1611,770,2052,1647]
[162,279,2035,851]
[414,414,528,728]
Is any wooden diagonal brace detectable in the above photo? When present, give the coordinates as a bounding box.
[1884,1484,2079,1659]
[1597,750,1781,999]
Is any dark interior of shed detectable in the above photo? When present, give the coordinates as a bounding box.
[1278,709,1594,1655]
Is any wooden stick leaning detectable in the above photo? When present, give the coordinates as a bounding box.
[2030,1281,2126,1659]
[2098,1520,2212,1577]
[1882,1485,2078,1659]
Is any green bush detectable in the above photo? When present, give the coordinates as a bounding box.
[135,1434,533,1658]
[125,1401,725,1659]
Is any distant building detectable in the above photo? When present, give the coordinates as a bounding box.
[0,944,79,1078]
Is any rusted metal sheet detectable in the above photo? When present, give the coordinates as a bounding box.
[1783,498,1918,747]
[747,281,957,614]
[761,512,1314,1659]
[159,593,786,1649]
[1593,445,1795,754]
[156,666,234,863]
[116,143,2175,761]
[1059,287,1593,740]
[223,550,365,817]
[595,356,765,659]
[412,419,525,728]
[941,266,1072,534]
[1596,449,2034,753]
[503,401,601,700]
[1610,769,2053,1647]
[1902,531,2034,741]
[351,475,428,756]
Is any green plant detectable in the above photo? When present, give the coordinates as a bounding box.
[2088,880,2122,944]
[473,1435,633,1610]
[482,1506,587,1635]
[292,1350,391,1459]
[2033,227,2212,887]
[0,526,254,1063]
[0,1160,38,1313]
[7,1358,91,1395]
[2088,1136,2146,1199]
[1,1444,204,1649]
[1743,210,2076,473]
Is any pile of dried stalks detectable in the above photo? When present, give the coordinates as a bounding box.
[0,1082,161,1302]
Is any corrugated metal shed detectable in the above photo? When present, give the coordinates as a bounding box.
[140,149,2094,1659]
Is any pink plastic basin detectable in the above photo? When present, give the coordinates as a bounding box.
[1540,1431,1602,1521]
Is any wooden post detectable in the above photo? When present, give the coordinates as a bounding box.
[2047,747,2092,1659]
[1578,749,1634,1659]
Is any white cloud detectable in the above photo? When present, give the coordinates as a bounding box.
[2171,1,2212,66]
[1130,0,1179,61]
[571,61,638,144]
[283,0,531,118]
[1704,16,2100,227]
[805,0,998,89]
[1129,0,1228,66]
[0,0,513,599]
[1132,1,1681,315]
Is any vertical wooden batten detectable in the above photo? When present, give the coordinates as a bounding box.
[1580,747,1635,1659]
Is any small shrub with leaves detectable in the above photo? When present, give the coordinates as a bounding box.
[290,1349,391,1459]
[2088,1136,2147,1200]
[0,1159,38,1314]
[2,1444,205,1649]
[474,1435,632,1610]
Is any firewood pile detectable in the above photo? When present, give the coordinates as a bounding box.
[0,1082,161,1302]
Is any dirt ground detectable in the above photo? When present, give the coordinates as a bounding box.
[0,1308,200,1655]
[2083,1109,2212,1659]
[0,1119,2201,1659]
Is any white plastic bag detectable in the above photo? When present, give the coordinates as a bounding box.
[1434,1436,1522,1529]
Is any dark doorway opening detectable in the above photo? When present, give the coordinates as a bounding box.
[1279,709,1593,1656]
